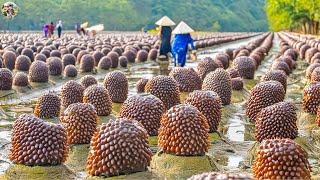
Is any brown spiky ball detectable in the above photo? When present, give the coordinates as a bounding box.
[3,51,16,70]
[86,118,152,177]
[35,53,47,62]
[214,53,229,69]
[15,55,31,71]
[169,67,202,92]
[271,61,291,75]
[60,103,98,144]
[80,75,98,88]
[0,68,13,90]
[10,114,68,165]
[136,50,148,62]
[119,56,128,68]
[227,68,240,78]
[188,172,253,180]
[107,51,119,68]
[148,48,158,61]
[246,81,285,122]
[145,75,180,110]
[123,50,136,63]
[196,57,219,80]
[311,67,320,83]
[306,63,320,80]
[47,57,63,76]
[303,82,320,114]
[13,72,29,87]
[202,68,232,105]
[261,70,287,91]
[28,61,49,83]
[253,139,311,179]
[76,50,89,64]
[50,50,61,58]
[34,92,61,118]
[233,56,255,79]
[60,80,85,108]
[103,71,128,103]
[98,56,111,70]
[92,51,104,66]
[158,104,209,156]
[119,94,165,136]
[83,85,112,116]
[255,102,298,142]
[136,78,148,93]
[64,65,78,77]
[62,54,76,66]
[185,90,221,132]
[21,48,34,61]
[231,77,244,91]
[80,54,95,73]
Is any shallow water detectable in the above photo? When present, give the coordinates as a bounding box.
[1,34,320,179]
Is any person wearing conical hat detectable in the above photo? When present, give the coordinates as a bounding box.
[171,21,195,67]
[155,16,175,57]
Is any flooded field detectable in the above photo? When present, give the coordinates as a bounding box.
[0,33,319,179]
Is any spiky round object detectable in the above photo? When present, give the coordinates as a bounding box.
[50,50,61,58]
[112,46,123,56]
[261,70,287,91]
[185,90,221,132]
[136,50,148,62]
[227,68,240,78]
[255,102,298,142]
[253,139,311,179]
[80,54,94,73]
[13,72,28,87]
[123,50,136,63]
[306,63,320,80]
[202,68,232,105]
[60,103,98,144]
[92,51,104,66]
[271,61,291,75]
[0,68,13,90]
[107,51,119,68]
[76,50,89,64]
[64,65,78,77]
[119,94,164,136]
[303,82,320,114]
[145,75,180,110]
[148,48,158,61]
[10,114,68,166]
[83,85,112,116]
[80,75,98,88]
[98,56,111,70]
[196,57,219,80]
[3,51,16,70]
[62,54,76,66]
[231,77,244,91]
[246,81,285,122]
[233,56,255,79]
[28,61,49,83]
[136,78,148,93]
[169,67,202,92]
[14,55,31,71]
[86,118,152,177]
[103,71,128,103]
[34,92,61,118]
[40,49,50,58]
[21,48,34,61]
[60,80,85,108]
[47,57,63,76]
[311,67,320,83]
[188,172,253,180]
[214,53,229,69]
[119,56,128,68]
[158,104,209,156]
[35,53,47,62]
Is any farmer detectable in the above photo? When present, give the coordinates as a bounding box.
[56,20,62,38]
[48,22,55,38]
[155,16,175,57]
[43,24,49,38]
[171,21,195,67]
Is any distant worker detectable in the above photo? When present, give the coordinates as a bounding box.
[56,20,62,38]
[171,21,195,67]
[48,22,55,38]
[75,23,81,35]
[43,24,49,38]
[155,16,176,57]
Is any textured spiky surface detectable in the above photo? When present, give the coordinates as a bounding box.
[60,80,85,108]
[303,82,320,114]
[233,56,255,79]
[103,71,128,103]
[0,68,13,90]
[13,72,29,87]
[86,118,152,176]
[83,85,112,116]
[28,61,49,83]
[136,78,148,93]
[34,92,61,119]
[169,67,202,92]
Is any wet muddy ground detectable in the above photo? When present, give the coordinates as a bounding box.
[0,34,319,179]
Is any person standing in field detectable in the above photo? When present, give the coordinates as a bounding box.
[56,20,62,38]
[48,22,55,38]
[155,16,176,58]
[43,24,49,38]
[171,21,195,67]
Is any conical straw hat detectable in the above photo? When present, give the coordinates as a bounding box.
[81,22,88,28]
[172,21,194,34]
[87,24,104,32]
[155,16,176,26]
